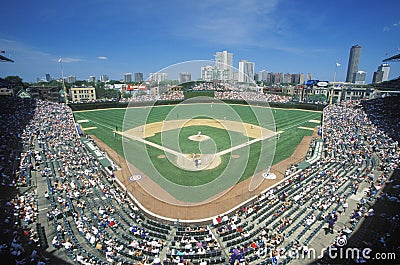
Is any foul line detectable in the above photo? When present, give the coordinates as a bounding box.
[215,133,276,156]
[117,131,184,158]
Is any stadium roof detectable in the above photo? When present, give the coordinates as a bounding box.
[383,53,400,62]
[0,54,14,62]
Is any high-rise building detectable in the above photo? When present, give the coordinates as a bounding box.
[306,73,312,82]
[67,76,76,83]
[238,60,255,83]
[372,63,390,83]
[134,72,144,82]
[88,76,96,83]
[284,73,292,84]
[259,70,268,81]
[179,72,191,83]
[254,73,259,82]
[292,73,304,85]
[124,73,132,83]
[372,72,381,84]
[45,73,52,82]
[214,50,233,81]
[379,63,390,82]
[100,75,109,83]
[354,70,366,85]
[201,66,219,81]
[346,45,362,83]
[149,72,168,82]
[267,73,283,84]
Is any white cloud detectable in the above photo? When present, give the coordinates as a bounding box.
[97,56,108,60]
[0,38,52,58]
[383,19,400,31]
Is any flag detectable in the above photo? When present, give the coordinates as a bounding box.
[0,50,5,53]
[336,62,341,67]
[58,58,62,63]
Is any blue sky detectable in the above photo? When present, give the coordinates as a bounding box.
[1,0,399,83]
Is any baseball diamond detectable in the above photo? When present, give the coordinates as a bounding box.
[73,103,322,211]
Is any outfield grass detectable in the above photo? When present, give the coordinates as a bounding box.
[73,104,322,189]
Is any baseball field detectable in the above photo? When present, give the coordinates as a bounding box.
[73,102,322,203]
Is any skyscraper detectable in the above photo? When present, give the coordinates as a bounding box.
[100,75,109,82]
[134,72,144,82]
[354,70,366,85]
[378,63,390,82]
[259,70,268,81]
[372,64,390,83]
[267,73,283,84]
[306,73,312,82]
[283,73,292,84]
[291,73,304,85]
[149,73,168,82]
[346,45,362,83]
[214,50,233,81]
[124,73,132,83]
[238,60,255,83]
[45,73,52,82]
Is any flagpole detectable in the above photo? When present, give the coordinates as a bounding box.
[59,58,69,104]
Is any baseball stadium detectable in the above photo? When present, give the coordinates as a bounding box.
[1,74,399,265]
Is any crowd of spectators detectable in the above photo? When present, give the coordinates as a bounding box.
[191,82,236,91]
[125,91,184,103]
[163,226,222,264]
[119,88,292,104]
[0,97,51,264]
[214,91,291,103]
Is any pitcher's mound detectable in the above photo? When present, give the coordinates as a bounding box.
[188,135,210,142]
[176,154,221,171]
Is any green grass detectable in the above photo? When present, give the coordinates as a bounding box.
[145,125,253,154]
[144,145,231,186]
[73,104,322,191]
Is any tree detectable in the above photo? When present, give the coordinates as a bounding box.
[95,82,106,98]
[5,75,24,87]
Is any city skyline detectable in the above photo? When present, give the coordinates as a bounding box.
[0,0,400,83]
